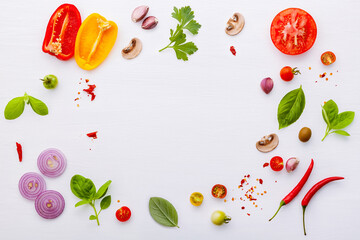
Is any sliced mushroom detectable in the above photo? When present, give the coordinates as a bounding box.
[256,134,279,153]
[121,38,142,59]
[225,13,245,36]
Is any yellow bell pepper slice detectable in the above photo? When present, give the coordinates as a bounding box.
[75,13,118,70]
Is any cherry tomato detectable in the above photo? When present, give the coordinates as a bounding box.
[211,210,231,225]
[280,66,300,81]
[190,192,204,206]
[270,156,284,171]
[115,206,131,222]
[211,184,227,199]
[321,51,336,65]
[270,8,317,55]
[41,74,58,89]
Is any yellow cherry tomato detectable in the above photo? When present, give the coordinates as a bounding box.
[75,13,118,70]
[190,192,204,206]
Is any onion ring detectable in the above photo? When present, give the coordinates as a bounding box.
[37,148,67,177]
[35,190,65,219]
[18,172,46,200]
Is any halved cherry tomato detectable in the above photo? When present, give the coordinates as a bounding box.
[115,206,131,222]
[190,192,204,206]
[321,51,336,65]
[42,4,81,60]
[270,8,317,55]
[211,184,227,199]
[270,156,284,171]
[280,66,300,81]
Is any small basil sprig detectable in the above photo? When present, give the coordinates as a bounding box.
[4,93,48,120]
[321,99,355,141]
[70,175,112,226]
[277,85,306,129]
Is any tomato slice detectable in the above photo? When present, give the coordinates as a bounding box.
[42,4,81,60]
[211,184,227,199]
[190,192,204,206]
[270,8,317,55]
[270,156,284,171]
[115,206,131,222]
[321,51,336,65]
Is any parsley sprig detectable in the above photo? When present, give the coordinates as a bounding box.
[159,6,201,61]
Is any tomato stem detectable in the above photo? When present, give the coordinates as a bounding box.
[302,206,307,235]
[292,67,301,75]
[269,200,285,221]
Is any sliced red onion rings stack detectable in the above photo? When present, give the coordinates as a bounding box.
[37,148,67,177]
[18,172,46,200]
[35,190,65,219]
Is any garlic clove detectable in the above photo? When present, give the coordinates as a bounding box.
[260,77,274,94]
[286,157,300,173]
[132,5,149,22]
[142,16,158,30]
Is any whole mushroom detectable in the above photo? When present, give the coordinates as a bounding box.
[256,134,279,153]
[225,13,245,36]
[122,38,142,59]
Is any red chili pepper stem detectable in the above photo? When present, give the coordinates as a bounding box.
[268,200,285,221]
[302,206,307,235]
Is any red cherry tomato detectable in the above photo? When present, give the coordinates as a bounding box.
[270,8,317,55]
[280,66,300,81]
[270,156,284,171]
[321,51,336,65]
[211,184,227,199]
[115,206,131,222]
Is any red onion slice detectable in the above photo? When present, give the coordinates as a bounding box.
[19,172,46,200]
[37,148,67,177]
[35,190,65,219]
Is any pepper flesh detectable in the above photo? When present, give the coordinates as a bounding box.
[269,159,314,221]
[75,13,118,70]
[301,176,344,235]
[16,142,22,162]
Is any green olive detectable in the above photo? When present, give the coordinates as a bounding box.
[41,74,58,89]
[299,127,312,142]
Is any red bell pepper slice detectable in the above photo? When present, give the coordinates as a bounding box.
[42,4,81,60]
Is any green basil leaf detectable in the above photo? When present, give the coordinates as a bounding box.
[4,97,25,120]
[332,130,350,136]
[100,195,111,210]
[149,197,179,227]
[75,200,89,207]
[332,111,355,129]
[321,105,331,127]
[94,180,112,199]
[28,96,48,116]
[89,215,97,220]
[70,175,96,200]
[277,86,306,129]
[323,100,338,125]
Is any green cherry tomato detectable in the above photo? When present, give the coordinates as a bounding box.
[41,74,58,89]
[211,210,231,225]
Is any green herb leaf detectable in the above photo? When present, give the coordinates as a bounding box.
[322,100,338,125]
[75,200,89,207]
[149,197,179,228]
[28,96,48,116]
[100,195,111,210]
[172,6,194,25]
[4,97,25,120]
[331,111,355,129]
[184,20,201,35]
[89,215,97,220]
[70,175,96,200]
[332,130,350,136]
[173,42,198,61]
[277,86,306,129]
[94,180,112,199]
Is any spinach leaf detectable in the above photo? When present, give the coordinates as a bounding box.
[94,180,112,199]
[149,197,179,228]
[28,96,48,116]
[332,111,355,129]
[100,195,111,210]
[70,175,96,200]
[277,85,306,129]
[4,97,25,120]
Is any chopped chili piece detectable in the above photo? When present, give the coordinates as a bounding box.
[241,206,245,210]
[263,163,269,168]
[83,84,96,101]
[16,142,22,162]
[87,131,98,139]
[230,46,236,56]
[247,213,250,216]
[85,79,89,83]
[320,73,326,78]
[259,179,263,184]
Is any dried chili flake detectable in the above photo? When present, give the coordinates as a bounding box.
[241,206,245,210]
[87,131,98,139]
[263,163,269,168]
[320,72,326,78]
[83,84,96,101]
[230,46,236,56]
[247,213,250,216]
[16,142,22,162]
[259,179,263,184]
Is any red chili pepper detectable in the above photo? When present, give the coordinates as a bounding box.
[301,176,344,235]
[87,131,98,139]
[16,142,22,162]
[42,4,81,60]
[230,46,236,56]
[269,159,314,221]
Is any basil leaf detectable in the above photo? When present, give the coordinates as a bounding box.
[4,97,25,120]
[323,100,338,125]
[100,195,111,210]
[89,215,97,220]
[149,197,179,227]
[332,130,350,136]
[75,200,89,207]
[28,96,48,116]
[70,175,96,200]
[321,106,331,127]
[332,111,355,129]
[94,180,112,199]
[277,86,306,129]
